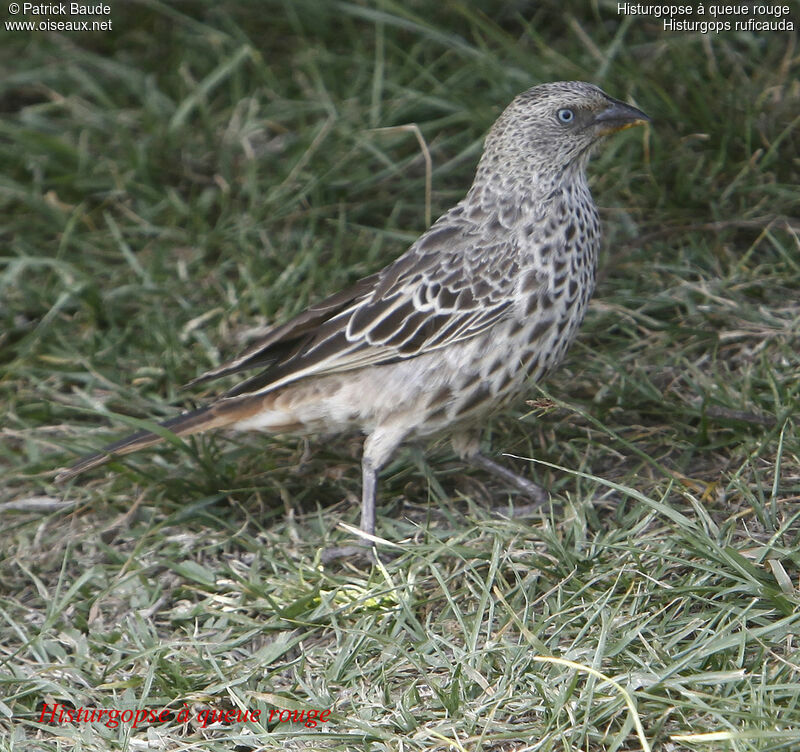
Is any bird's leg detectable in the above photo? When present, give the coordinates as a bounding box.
[320,426,405,564]
[320,469,376,561]
[359,457,377,538]
[466,451,549,507]
[452,430,549,508]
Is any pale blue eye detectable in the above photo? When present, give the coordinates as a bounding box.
[557,108,575,124]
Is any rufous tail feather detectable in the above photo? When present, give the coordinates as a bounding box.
[55,396,264,483]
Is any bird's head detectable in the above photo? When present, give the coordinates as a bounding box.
[480,81,650,182]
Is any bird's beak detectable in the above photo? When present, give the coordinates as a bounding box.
[593,98,650,135]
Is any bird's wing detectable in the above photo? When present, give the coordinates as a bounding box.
[193,217,520,399]
[186,271,382,388]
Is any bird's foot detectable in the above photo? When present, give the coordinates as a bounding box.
[319,542,377,565]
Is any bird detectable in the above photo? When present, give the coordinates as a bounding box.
[56,81,649,553]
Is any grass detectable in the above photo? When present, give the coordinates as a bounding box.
[1,1,799,750]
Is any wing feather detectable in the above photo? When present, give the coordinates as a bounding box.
[190,211,525,398]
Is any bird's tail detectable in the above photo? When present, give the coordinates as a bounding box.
[55,397,263,483]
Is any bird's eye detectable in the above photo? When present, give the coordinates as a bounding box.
[557,108,575,124]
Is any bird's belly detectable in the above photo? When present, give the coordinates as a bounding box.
[231,305,585,440]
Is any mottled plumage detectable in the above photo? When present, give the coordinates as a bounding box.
[57,82,649,550]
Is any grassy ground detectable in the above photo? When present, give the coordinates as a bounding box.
[2,1,799,750]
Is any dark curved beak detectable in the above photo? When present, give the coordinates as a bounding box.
[594,97,650,135]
